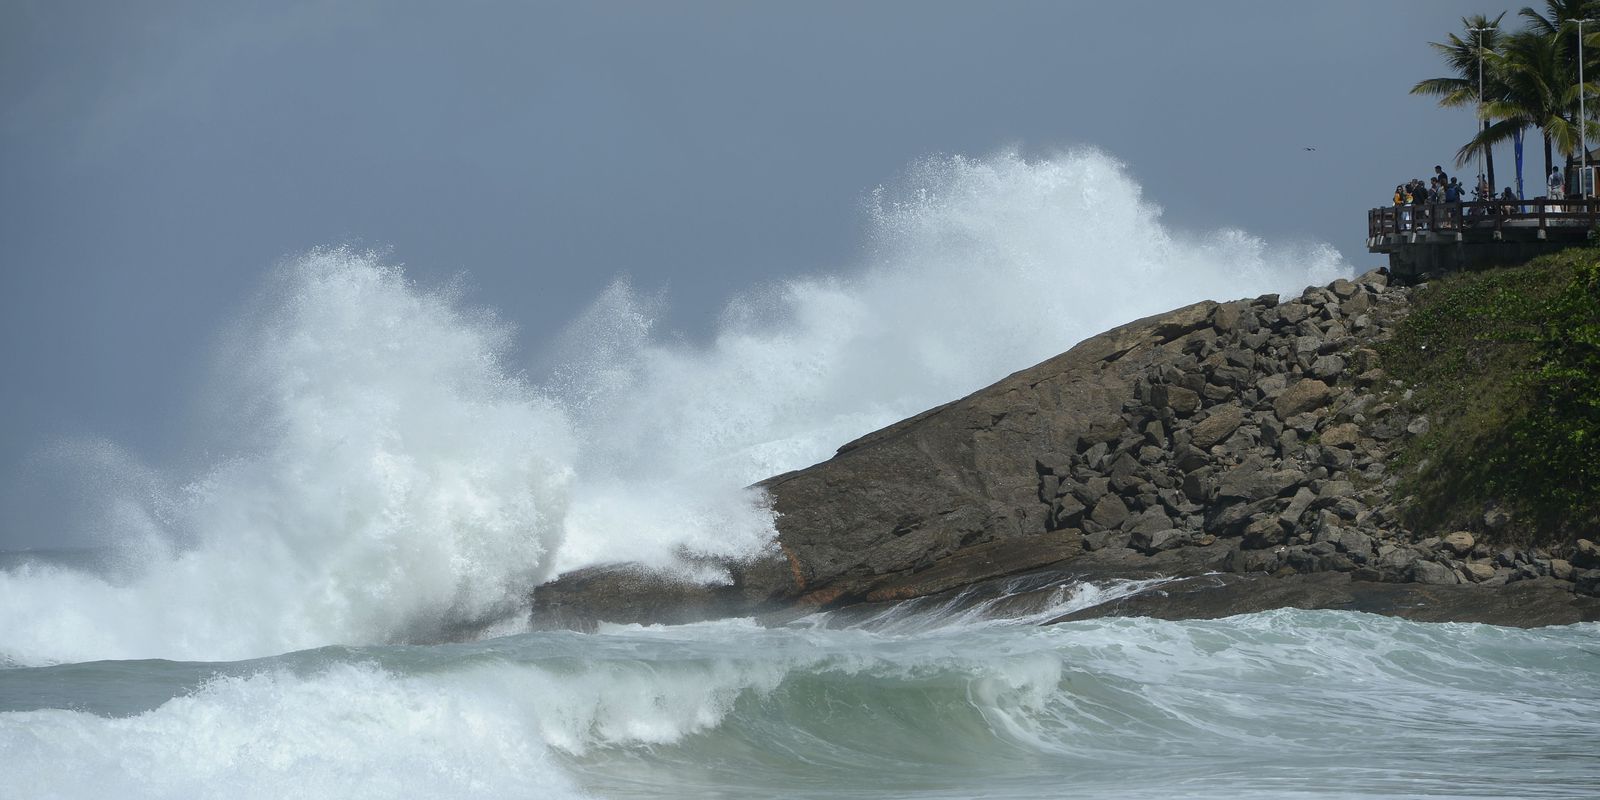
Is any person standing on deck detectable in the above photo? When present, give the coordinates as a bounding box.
[1442,178,1461,227]
[1549,166,1565,199]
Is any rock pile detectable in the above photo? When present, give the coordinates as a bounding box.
[532,268,1600,631]
[1033,269,1597,596]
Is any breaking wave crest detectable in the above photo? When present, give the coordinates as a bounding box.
[3,610,1597,799]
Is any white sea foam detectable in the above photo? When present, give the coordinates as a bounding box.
[1,663,585,800]
[0,149,1348,664]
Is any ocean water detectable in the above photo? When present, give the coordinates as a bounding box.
[3,597,1598,799]
[7,150,1595,797]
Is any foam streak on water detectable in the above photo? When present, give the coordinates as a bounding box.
[0,149,1347,665]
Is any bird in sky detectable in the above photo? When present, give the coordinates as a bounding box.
[1303,146,1317,151]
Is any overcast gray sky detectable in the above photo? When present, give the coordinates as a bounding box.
[2,0,1519,546]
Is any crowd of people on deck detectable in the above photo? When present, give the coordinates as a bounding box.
[1387,164,1542,230]
[1390,164,1524,210]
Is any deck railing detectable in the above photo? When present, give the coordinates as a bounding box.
[1368,199,1600,238]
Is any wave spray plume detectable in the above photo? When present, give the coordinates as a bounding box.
[0,149,1346,664]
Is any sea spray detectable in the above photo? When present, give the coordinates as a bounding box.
[0,149,1348,664]
[547,149,1345,573]
[0,254,575,664]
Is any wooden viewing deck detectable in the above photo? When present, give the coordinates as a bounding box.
[1367,199,1600,280]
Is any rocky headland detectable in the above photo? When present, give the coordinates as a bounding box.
[533,269,1600,629]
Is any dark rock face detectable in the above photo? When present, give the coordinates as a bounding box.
[1047,570,1600,628]
[529,269,1600,629]
[755,300,1217,607]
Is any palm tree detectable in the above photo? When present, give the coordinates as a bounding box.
[1521,1,1600,163]
[1520,1,1600,44]
[1412,13,1508,192]
[1463,30,1587,194]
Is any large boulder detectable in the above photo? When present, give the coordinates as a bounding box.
[1441,531,1476,556]
[1090,494,1132,529]
[1274,379,1333,420]
[1573,539,1600,569]
[1190,404,1245,450]
[1216,465,1307,502]
[1152,384,1202,416]
[1411,560,1461,585]
[1319,423,1362,449]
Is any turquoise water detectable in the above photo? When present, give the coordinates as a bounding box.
[5,601,1598,799]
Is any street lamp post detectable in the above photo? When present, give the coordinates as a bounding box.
[1470,25,1497,197]
[1577,19,1594,197]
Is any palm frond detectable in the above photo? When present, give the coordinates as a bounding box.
[1455,117,1532,167]
[1411,76,1472,98]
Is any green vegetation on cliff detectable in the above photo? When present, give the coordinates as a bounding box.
[1380,248,1600,541]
